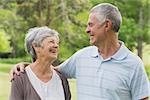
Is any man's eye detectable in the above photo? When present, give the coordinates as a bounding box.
[88,23,93,27]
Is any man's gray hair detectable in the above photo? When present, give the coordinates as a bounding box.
[90,3,122,32]
[25,26,59,61]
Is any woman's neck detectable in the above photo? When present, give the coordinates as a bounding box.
[30,59,53,83]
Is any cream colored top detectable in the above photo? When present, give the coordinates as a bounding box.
[25,66,65,100]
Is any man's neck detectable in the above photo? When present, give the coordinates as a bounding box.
[97,38,120,60]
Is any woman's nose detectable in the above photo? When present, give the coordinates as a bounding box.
[54,42,59,48]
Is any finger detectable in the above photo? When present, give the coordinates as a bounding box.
[53,65,60,71]
[10,74,16,82]
[20,63,25,72]
[14,65,20,76]
[51,65,54,68]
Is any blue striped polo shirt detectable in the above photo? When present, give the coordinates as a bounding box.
[60,42,150,100]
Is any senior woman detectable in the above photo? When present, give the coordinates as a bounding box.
[10,27,71,100]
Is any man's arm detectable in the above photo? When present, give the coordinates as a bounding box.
[10,62,29,81]
[130,61,150,100]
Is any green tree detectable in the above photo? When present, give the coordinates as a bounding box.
[0,31,11,52]
[0,8,27,57]
[14,0,90,62]
[117,0,150,59]
[1,0,149,61]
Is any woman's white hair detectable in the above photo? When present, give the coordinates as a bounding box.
[25,26,59,61]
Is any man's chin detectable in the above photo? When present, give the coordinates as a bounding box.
[90,41,95,45]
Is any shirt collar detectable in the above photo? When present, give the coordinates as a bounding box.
[111,41,129,60]
[90,41,129,60]
[90,46,99,58]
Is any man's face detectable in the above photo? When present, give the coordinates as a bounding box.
[86,13,106,46]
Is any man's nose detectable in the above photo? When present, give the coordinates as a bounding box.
[86,27,90,34]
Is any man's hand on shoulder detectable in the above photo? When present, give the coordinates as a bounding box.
[10,62,29,81]
[52,65,60,71]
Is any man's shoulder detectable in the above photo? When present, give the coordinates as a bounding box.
[120,42,142,64]
[125,50,143,68]
[128,51,143,62]
[76,46,97,54]
[82,45,97,50]
[65,46,97,60]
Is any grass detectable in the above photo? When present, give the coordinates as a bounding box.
[69,79,77,100]
[0,63,77,100]
[0,72,10,100]
[0,63,13,73]
[143,45,150,66]
[0,64,13,100]
[0,57,31,64]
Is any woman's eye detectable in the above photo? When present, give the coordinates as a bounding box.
[48,40,59,44]
[48,41,54,43]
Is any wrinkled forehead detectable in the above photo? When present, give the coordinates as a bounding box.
[87,13,100,23]
[43,35,59,42]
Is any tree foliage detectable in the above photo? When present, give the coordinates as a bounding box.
[0,31,11,52]
[12,0,90,61]
[0,0,149,61]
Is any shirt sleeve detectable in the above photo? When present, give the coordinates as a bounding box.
[130,62,150,100]
[9,74,24,100]
[59,52,78,79]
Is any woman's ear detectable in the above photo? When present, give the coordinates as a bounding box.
[32,43,37,48]
[32,43,40,53]
[104,19,112,32]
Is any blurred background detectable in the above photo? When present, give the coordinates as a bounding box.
[0,0,150,100]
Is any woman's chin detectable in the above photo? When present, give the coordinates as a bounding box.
[50,56,57,61]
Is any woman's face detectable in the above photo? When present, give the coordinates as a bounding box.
[36,36,59,61]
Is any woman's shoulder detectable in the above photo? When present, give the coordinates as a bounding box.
[54,69,66,79]
[11,71,28,84]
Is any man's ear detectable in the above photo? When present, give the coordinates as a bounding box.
[104,19,112,32]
